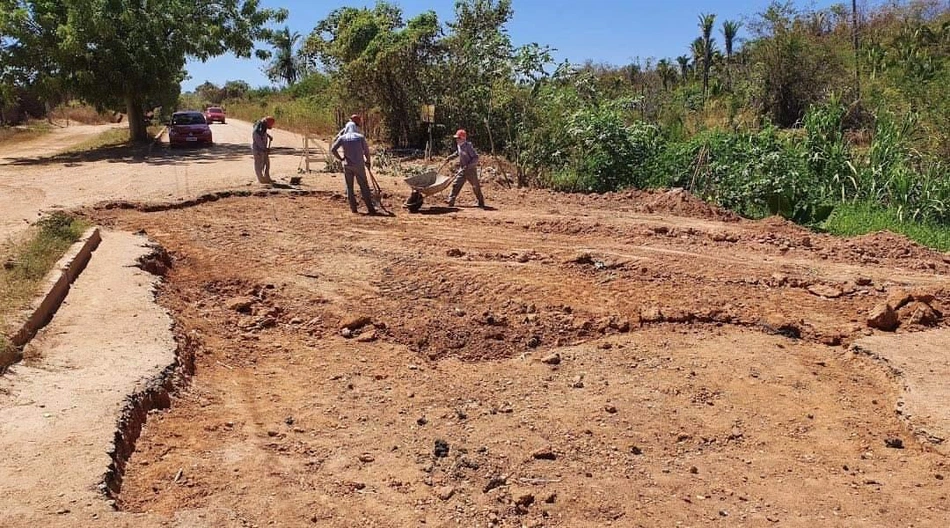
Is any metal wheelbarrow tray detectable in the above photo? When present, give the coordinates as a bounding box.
[403,171,454,197]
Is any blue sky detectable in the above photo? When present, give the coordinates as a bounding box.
[183,0,871,91]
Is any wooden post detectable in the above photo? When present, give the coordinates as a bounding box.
[304,137,310,173]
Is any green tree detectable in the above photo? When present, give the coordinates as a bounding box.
[1,0,285,142]
[721,20,742,88]
[223,80,252,100]
[698,13,717,99]
[303,2,442,146]
[266,26,303,87]
[656,59,677,91]
[442,0,516,152]
[676,55,690,81]
[195,81,223,105]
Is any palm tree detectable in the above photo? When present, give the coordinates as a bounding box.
[690,37,705,78]
[656,59,677,91]
[721,20,741,60]
[721,20,741,88]
[267,27,302,86]
[698,13,717,100]
[676,55,690,81]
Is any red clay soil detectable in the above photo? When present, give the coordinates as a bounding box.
[90,185,950,527]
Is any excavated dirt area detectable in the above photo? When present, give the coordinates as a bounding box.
[91,186,950,527]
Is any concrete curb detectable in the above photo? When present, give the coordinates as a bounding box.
[1,227,102,369]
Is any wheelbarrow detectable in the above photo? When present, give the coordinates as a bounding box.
[402,160,455,213]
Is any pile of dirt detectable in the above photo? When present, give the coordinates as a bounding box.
[844,231,949,269]
[635,188,741,222]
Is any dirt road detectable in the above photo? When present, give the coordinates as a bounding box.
[87,185,950,527]
[3,117,950,526]
[0,119,319,242]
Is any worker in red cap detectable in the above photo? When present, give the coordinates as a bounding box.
[445,129,485,208]
[252,115,275,184]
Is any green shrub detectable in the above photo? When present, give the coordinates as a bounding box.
[824,202,950,252]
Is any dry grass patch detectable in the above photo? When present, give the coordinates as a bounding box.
[0,212,90,341]
[0,122,53,147]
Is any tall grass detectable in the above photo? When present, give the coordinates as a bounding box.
[0,212,90,335]
[0,121,53,146]
[824,202,950,252]
[51,103,116,125]
[226,97,338,137]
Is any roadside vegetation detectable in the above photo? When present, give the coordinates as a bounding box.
[4,1,948,250]
[0,121,51,146]
[176,0,949,250]
[0,212,89,356]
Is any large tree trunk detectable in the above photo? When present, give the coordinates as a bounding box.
[125,95,148,143]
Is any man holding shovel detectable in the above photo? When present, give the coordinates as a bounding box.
[330,130,377,215]
[445,129,485,208]
[252,116,275,185]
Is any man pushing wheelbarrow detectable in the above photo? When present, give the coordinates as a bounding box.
[403,129,486,213]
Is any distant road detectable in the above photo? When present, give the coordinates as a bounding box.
[0,119,328,242]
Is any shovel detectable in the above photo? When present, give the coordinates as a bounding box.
[367,166,386,213]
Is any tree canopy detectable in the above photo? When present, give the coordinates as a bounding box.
[0,0,286,140]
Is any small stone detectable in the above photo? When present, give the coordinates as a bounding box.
[526,336,541,348]
[808,284,843,298]
[886,290,914,310]
[544,492,557,504]
[436,486,456,501]
[540,352,560,365]
[899,302,939,327]
[515,493,535,507]
[359,453,375,463]
[355,329,378,342]
[434,439,450,458]
[341,315,372,331]
[446,248,464,257]
[56,508,70,515]
[884,437,904,449]
[911,290,937,304]
[570,376,584,389]
[640,306,664,323]
[226,296,255,313]
[630,446,643,455]
[417,416,428,426]
[531,447,557,460]
[483,475,507,493]
[867,303,899,331]
[340,327,353,338]
[855,277,873,286]
[689,466,699,474]
[267,430,279,437]
[604,404,618,414]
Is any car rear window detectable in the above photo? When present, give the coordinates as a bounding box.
[208,107,223,113]
[172,113,207,125]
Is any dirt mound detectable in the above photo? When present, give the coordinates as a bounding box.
[841,231,950,270]
[637,188,741,222]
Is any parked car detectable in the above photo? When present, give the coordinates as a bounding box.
[204,106,226,124]
[168,111,213,147]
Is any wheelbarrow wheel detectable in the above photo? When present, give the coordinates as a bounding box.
[404,190,424,213]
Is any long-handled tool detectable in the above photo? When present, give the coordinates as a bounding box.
[366,166,387,214]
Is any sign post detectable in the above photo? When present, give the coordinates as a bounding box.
[421,104,435,160]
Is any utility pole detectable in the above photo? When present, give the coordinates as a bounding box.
[852,0,861,102]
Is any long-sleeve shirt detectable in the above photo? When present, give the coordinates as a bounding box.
[330,132,371,169]
[447,140,478,170]
[252,120,271,152]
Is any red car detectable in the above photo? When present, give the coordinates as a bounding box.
[168,111,213,147]
[204,106,226,124]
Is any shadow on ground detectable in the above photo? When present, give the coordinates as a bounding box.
[1,143,302,167]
